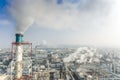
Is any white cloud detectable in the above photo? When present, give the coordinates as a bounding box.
[9,0,112,33]
[8,0,120,47]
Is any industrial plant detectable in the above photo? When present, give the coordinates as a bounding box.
[1,0,120,80]
[0,33,120,80]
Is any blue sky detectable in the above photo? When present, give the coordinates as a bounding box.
[0,0,120,48]
[0,0,14,48]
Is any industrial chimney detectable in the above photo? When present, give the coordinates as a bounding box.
[15,33,23,80]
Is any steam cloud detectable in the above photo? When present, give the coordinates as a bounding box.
[63,47,99,63]
[8,0,114,34]
[63,47,120,63]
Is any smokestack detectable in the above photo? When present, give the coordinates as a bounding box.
[15,33,23,80]
[16,33,23,43]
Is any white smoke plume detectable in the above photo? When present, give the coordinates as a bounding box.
[63,47,99,63]
[8,0,115,34]
[63,47,120,64]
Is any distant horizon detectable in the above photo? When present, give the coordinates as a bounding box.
[1,43,120,49]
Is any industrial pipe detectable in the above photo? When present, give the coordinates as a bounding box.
[15,33,23,80]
